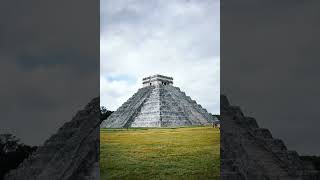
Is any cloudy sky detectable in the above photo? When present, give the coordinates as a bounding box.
[100,0,220,114]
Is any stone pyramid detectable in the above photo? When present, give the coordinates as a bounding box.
[220,95,319,180]
[101,75,217,128]
[5,98,101,180]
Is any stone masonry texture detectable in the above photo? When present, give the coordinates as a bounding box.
[220,95,320,180]
[101,84,217,128]
[4,98,101,180]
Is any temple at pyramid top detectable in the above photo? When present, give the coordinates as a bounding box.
[143,74,173,87]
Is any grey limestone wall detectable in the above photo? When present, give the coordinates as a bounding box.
[101,84,216,128]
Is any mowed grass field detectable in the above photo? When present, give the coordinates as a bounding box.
[100,126,220,180]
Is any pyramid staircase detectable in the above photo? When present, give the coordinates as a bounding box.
[101,85,217,128]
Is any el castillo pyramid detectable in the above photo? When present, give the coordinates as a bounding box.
[101,74,218,128]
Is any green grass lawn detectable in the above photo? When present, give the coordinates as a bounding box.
[100,126,220,180]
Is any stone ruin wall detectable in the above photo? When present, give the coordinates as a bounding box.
[220,95,320,180]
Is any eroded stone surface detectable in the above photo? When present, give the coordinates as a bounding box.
[4,98,101,180]
[221,95,320,180]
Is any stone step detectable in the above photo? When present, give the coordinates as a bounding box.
[103,84,215,128]
[244,117,259,129]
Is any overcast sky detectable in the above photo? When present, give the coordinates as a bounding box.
[100,0,220,114]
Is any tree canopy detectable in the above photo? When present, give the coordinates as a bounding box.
[0,134,37,179]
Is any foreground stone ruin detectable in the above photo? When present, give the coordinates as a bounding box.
[221,95,320,180]
[5,98,100,180]
[101,74,218,128]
